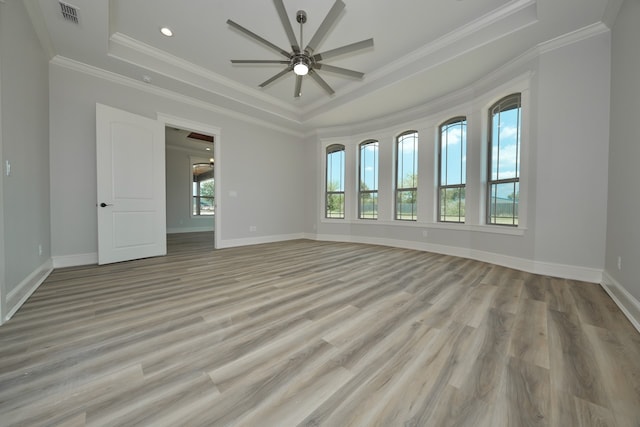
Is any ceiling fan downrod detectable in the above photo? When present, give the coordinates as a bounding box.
[296,10,307,51]
[227,0,373,98]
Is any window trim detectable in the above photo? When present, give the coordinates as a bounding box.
[190,158,215,218]
[395,130,418,221]
[358,139,379,220]
[325,143,346,219]
[486,93,521,227]
[438,116,467,223]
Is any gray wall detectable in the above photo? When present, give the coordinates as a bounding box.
[534,32,611,269]
[312,31,612,280]
[49,62,305,259]
[606,0,640,302]
[0,0,51,320]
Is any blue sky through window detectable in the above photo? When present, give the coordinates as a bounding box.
[360,141,378,190]
[397,132,418,187]
[491,104,520,199]
[441,120,466,186]
[327,148,345,191]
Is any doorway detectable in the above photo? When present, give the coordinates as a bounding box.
[158,114,221,250]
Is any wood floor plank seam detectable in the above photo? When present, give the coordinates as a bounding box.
[0,233,639,426]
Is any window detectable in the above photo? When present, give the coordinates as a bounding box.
[359,140,379,219]
[488,93,521,226]
[192,162,215,216]
[326,144,345,218]
[438,117,467,223]
[395,131,418,221]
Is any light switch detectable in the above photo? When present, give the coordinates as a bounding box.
[5,160,10,176]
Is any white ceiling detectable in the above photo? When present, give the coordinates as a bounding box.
[26,0,620,131]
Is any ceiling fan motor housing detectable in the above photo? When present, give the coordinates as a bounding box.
[228,0,372,97]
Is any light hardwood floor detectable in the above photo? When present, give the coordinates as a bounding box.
[1,233,639,426]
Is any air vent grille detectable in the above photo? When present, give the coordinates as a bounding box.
[59,1,79,24]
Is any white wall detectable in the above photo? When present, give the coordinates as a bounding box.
[165,147,214,233]
[605,0,640,315]
[49,61,305,259]
[0,0,51,322]
[310,31,612,282]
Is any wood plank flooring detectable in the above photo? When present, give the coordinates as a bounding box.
[1,233,639,426]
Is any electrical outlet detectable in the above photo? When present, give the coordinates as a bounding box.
[38,244,43,256]
[617,256,622,271]
[422,229,428,238]
[249,225,257,232]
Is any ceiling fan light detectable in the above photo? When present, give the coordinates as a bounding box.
[293,61,309,76]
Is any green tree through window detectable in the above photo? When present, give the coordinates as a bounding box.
[488,94,521,226]
[326,144,345,218]
[438,117,467,222]
[359,140,379,219]
[192,162,214,216]
[395,131,418,220]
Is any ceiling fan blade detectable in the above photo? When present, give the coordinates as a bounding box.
[314,63,364,79]
[312,38,374,62]
[305,0,345,55]
[294,75,303,98]
[308,70,335,95]
[231,60,290,64]
[227,19,290,59]
[273,0,300,54]
[259,68,292,88]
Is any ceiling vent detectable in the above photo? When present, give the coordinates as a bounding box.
[58,1,79,24]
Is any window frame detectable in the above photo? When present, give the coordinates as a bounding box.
[487,93,521,226]
[438,116,467,223]
[325,143,346,219]
[358,139,379,220]
[191,160,215,218]
[395,130,418,221]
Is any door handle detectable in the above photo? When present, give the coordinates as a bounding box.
[99,202,113,208]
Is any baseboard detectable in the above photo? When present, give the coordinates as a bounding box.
[5,259,53,322]
[312,233,603,283]
[52,252,98,268]
[531,260,602,283]
[167,226,214,234]
[601,271,640,333]
[218,233,307,249]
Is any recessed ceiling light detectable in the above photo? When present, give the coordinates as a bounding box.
[205,147,211,151]
[160,27,173,37]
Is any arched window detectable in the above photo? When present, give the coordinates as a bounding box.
[488,93,521,226]
[438,117,467,223]
[395,131,418,221]
[325,144,345,219]
[359,140,379,219]
[192,161,215,216]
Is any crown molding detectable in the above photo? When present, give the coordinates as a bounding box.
[301,0,538,119]
[312,19,609,138]
[50,56,301,137]
[538,22,610,54]
[109,33,300,120]
[368,0,537,84]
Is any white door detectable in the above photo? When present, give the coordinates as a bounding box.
[96,104,166,265]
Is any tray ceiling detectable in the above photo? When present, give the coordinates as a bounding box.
[26,0,618,131]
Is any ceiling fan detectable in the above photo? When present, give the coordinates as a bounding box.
[227,0,373,98]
